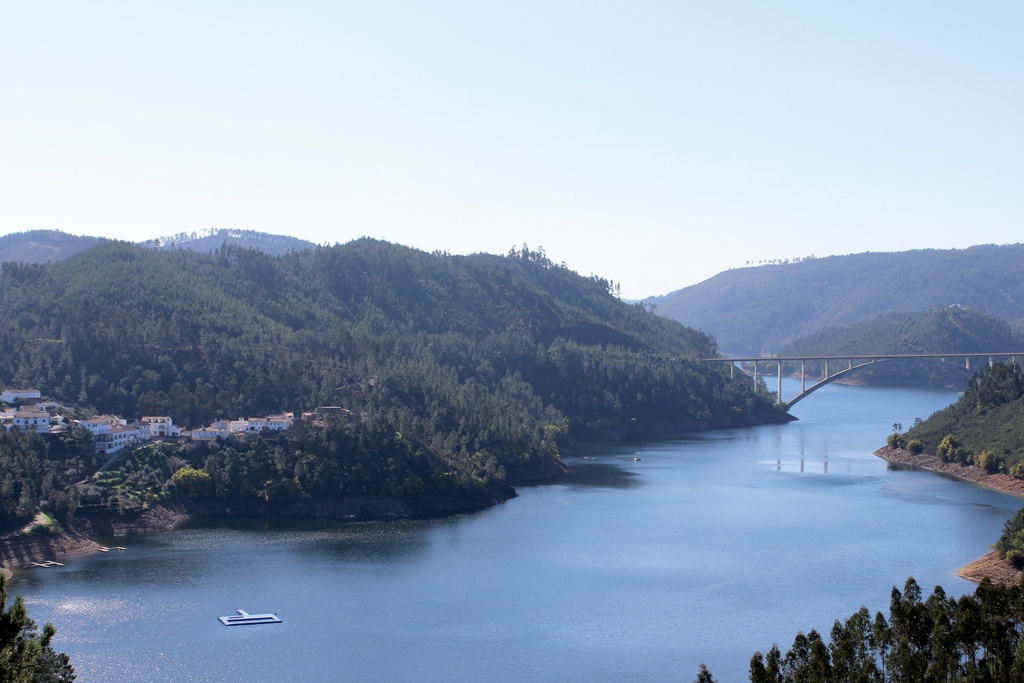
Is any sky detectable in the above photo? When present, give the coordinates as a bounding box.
[2,2,1022,299]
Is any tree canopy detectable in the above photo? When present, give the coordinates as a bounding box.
[0,239,788,526]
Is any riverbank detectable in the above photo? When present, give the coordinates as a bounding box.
[874,446,1024,498]
[0,504,190,576]
[875,445,1024,585]
[958,551,1024,587]
[0,484,518,574]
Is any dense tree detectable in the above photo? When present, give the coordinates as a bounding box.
[905,362,1024,474]
[730,576,1024,683]
[0,575,74,681]
[0,239,789,519]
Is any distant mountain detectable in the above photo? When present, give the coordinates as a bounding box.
[142,228,318,255]
[647,245,1024,355]
[779,306,1024,388]
[0,230,99,264]
[0,229,319,266]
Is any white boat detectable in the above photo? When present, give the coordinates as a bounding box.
[218,610,282,626]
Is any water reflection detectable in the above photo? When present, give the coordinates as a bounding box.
[17,383,1021,683]
[557,460,642,489]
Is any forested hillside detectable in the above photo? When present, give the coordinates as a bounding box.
[647,244,1024,355]
[778,306,1024,388]
[902,362,1024,475]
[0,239,787,526]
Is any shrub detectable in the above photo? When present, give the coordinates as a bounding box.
[976,450,1001,474]
[996,507,1024,568]
[170,466,213,498]
[907,440,924,455]
[887,433,908,450]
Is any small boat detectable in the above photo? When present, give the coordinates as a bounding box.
[218,610,282,626]
[633,454,641,461]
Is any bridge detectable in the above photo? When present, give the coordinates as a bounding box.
[701,353,1024,409]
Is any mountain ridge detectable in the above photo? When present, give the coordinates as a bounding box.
[647,244,1024,355]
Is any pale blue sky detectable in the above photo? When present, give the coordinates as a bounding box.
[2,2,1021,298]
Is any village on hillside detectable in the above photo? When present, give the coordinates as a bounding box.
[0,387,354,454]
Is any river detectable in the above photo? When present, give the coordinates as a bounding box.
[12,380,1023,682]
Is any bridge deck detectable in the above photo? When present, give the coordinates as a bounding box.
[700,352,1024,409]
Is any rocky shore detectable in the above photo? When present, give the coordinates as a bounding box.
[875,446,1024,497]
[958,551,1024,587]
[0,485,519,575]
[875,445,1024,585]
[0,504,190,577]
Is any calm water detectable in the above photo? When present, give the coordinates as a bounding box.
[13,381,1023,682]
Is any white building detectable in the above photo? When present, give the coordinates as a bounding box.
[191,421,231,441]
[132,421,152,441]
[94,425,142,454]
[11,407,51,432]
[1,389,42,405]
[247,413,294,432]
[76,415,125,436]
[140,416,181,438]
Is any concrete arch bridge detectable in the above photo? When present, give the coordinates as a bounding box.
[701,353,1024,410]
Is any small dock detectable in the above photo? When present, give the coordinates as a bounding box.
[29,560,64,568]
[97,546,127,553]
[218,610,282,626]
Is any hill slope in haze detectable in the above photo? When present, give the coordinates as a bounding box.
[0,228,317,265]
[779,306,1024,388]
[648,245,1024,355]
[0,230,99,264]
[142,228,318,255]
[0,240,788,525]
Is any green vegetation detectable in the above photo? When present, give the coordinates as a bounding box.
[647,244,1024,355]
[0,430,89,530]
[0,239,787,524]
[702,577,1024,682]
[901,362,1024,474]
[0,574,74,681]
[995,509,1024,568]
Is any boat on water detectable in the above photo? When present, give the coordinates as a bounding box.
[218,610,282,626]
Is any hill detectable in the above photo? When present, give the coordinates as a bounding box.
[901,362,1024,474]
[0,230,99,264]
[0,229,317,265]
[0,240,788,527]
[141,228,318,255]
[646,244,1024,355]
[778,306,1024,388]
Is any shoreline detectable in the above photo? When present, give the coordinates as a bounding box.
[0,488,515,576]
[0,504,191,579]
[875,445,1024,585]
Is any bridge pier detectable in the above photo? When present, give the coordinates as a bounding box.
[705,352,1024,409]
[777,360,782,405]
